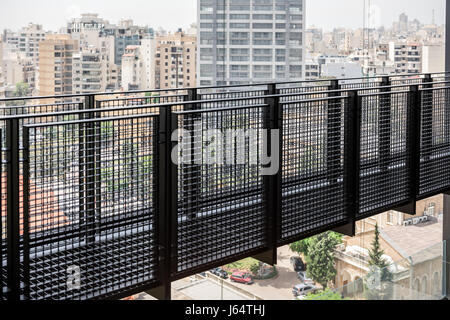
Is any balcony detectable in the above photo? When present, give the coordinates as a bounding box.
[0,73,450,300]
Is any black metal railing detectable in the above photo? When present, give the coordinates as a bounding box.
[0,72,449,300]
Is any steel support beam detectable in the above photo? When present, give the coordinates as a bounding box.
[443,192,450,298]
[333,90,359,237]
[446,0,450,73]
[253,83,280,266]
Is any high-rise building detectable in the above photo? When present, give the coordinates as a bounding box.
[389,42,422,74]
[197,0,305,86]
[156,30,196,89]
[73,47,108,94]
[422,45,445,74]
[3,23,48,65]
[120,38,157,91]
[38,34,79,97]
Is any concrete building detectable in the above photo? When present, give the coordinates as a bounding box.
[334,195,445,299]
[38,34,79,97]
[422,45,445,74]
[3,23,47,64]
[321,62,363,80]
[389,42,422,74]
[156,30,196,89]
[197,0,305,86]
[73,48,106,94]
[67,13,109,48]
[304,59,320,80]
[120,38,157,91]
[121,46,145,91]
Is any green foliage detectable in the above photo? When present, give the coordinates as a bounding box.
[303,288,348,300]
[145,92,160,104]
[289,238,311,256]
[305,232,342,289]
[250,263,260,276]
[290,232,343,257]
[6,82,30,107]
[225,258,259,274]
[364,224,394,300]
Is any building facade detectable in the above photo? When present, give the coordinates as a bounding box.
[156,31,196,89]
[389,42,422,74]
[38,34,79,97]
[197,0,305,86]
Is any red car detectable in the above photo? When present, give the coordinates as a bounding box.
[230,272,254,285]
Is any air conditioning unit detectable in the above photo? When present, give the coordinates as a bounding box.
[403,220,413,226]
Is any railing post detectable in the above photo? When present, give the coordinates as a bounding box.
[0,128,2,301]
[407,86,421,211]
[327,79,341,184]
[253,83,280,266]
[422,74,434,161]
[379,76,391,173]
[147,106,176,300]
[22,127,30,300]
[337,91,360,236]
[184,89,201,220]
[79,94,97,243]
[443,192,450,299]
[6,118,21,300]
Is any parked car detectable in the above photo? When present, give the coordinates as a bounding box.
[290,256,306,272]
[230,272,254,285]
[297,271,314,285]
[292,284,319,297]
[209,267,229,279]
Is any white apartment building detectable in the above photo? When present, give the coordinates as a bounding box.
[67,13,109,48]
[3,23,48,64]
[0,66,5,102]
[197,0,305,86]
[422,45,445,74]
[321,62,363,81]
[389,42,422,74]
[304,59,319,80]
[73,48,107,94]
[120,39,157,91]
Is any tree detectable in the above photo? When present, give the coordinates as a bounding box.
[290,232,342,257]
[364,224,394,300]
[289,238,312,257]
[305,232,342,289]
[6,82,30,108]
[303,288,348,300]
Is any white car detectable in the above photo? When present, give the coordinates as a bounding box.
[292,284,319,297]
[297,271,315,285]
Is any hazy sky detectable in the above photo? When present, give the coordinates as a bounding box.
[0,0,446,33]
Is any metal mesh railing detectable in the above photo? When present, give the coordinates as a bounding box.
[419,86,450,196]
[22,115,159,300]
[280,96,348,242]
[358,91,411,216]
[173,103,268,276]
[0,73,448,300]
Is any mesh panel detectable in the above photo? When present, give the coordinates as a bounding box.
[280,97,347,241]
[278,85,330,102]
[358,92,411,216]
[22,115,158,300]
[174,105,268,274]
[0,129,4,300]
[419,87,450,195]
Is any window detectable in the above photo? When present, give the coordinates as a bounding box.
[387,212,393,224]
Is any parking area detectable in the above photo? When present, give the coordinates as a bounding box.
[138,245,304,300]
[227,245,300,300]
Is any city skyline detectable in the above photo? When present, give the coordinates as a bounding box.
[0,0,445,33]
